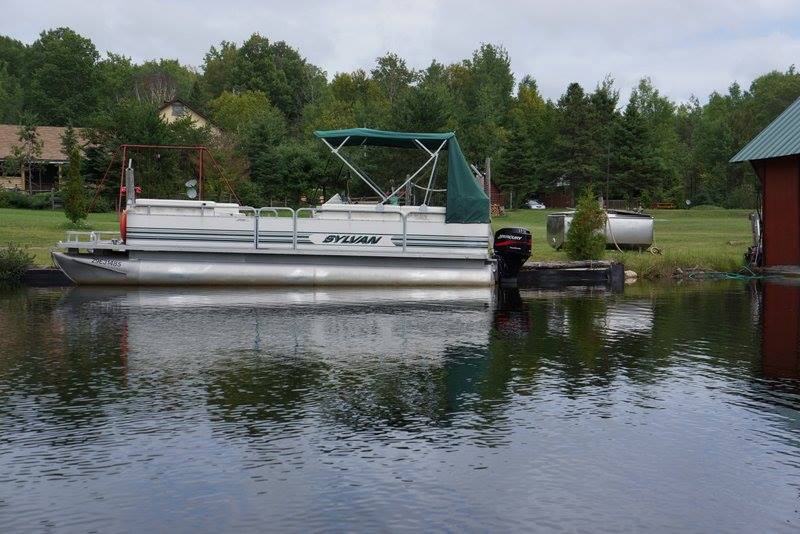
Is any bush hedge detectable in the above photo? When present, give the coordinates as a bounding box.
[565,186,606,261]
[0,243,34,286]
[0,189,52,210]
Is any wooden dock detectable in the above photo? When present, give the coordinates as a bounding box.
[511,260,625,291]
[23,268,73,287]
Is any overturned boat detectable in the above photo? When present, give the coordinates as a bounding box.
[53,129,514,287]
[546,209,654,250]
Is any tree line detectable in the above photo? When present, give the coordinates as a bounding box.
[2,27,800,209]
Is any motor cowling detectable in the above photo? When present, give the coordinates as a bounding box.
[493,227,531,282]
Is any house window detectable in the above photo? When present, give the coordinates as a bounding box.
[172,102,186,117]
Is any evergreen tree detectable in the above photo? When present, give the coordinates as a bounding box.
[612,99,664,203]
[588,77,620,200]
[550,83,601,195]
[0,62,23,122]
[61,125,87,224]
[565,185,606,260]
[496,76,553,204]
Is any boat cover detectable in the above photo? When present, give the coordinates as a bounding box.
[314,128,490,223]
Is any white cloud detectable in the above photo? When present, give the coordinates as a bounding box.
[2,0,799,103]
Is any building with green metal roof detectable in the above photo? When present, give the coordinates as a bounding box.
[731,97,800,163]
[731,97,800,267]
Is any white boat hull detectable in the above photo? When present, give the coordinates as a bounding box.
[52,251,496,287]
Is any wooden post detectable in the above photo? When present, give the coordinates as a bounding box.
[485,157,492,203]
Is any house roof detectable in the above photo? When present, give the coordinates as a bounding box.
[158,98,215,125]
[0,124,85,162]
[731,97,800,162]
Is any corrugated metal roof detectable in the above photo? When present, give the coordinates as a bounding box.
[731,97,800,162]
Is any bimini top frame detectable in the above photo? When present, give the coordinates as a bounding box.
[314,128,490,224]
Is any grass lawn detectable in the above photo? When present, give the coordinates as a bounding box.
[0,208,118,266]
[493,208,753,278]
[1,207,753,277]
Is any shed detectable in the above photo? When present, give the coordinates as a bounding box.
[0,124,85,193]
[731,97,800,268]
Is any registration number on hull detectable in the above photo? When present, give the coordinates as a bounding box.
[91,258,123,268]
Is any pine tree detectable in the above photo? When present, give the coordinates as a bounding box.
[497,76,552,205]
[565,185,606,260]
[612,100,664,203]
[550,83,603,195]
[61,126,87,224]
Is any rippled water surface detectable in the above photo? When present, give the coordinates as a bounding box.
[1,282,800,532]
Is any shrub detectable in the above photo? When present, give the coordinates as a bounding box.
[28,192,52,210]
[565,185,606,261]
[0,243,34,286]
[0,190,52,210]
[63,148,87,223]
[89,195,114,213]
[3,189,32,209]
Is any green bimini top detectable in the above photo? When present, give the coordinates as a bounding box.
[314,128,490,224]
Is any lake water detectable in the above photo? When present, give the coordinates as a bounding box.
[1,281,799,532]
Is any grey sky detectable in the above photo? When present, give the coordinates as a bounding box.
[2,0,800,103]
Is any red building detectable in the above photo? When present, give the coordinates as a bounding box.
[731,98,800,268]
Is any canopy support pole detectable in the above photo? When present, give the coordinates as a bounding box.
[422,153,439,205]
[383,139,448,204]
[321,137,388,201]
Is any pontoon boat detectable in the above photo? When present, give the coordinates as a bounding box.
[53,129,515,286]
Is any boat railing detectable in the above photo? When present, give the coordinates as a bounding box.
[61,205,471,254]
[293,206,408,250]
[63,230,123,247]
[257,207,295,218]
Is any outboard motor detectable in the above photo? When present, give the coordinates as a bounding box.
[493,227,531,284]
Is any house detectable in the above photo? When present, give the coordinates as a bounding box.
[158,98,220,136]
[731,97,800,269]
[0,124,85,193]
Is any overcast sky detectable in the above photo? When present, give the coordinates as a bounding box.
[2,0,800,103]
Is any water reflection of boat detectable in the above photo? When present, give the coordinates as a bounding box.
[57,287,495,364]
[493,288,532,336]
[62,287,494,309]
[37,281,787,438]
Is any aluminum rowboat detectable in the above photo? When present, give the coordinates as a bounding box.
[546,210,654,250]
